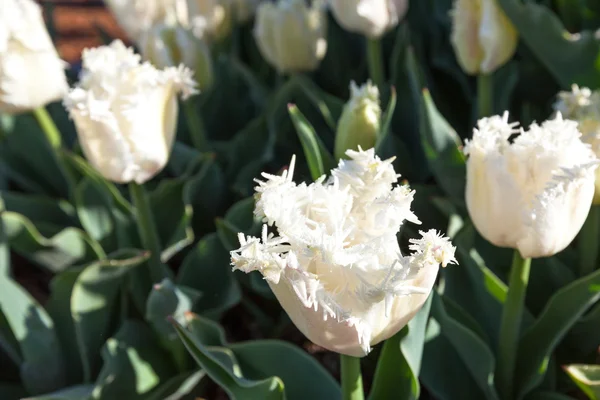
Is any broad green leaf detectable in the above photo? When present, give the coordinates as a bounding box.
[75,178,119,251]
[71,250,149,382]
[564,364,600,400]
[91,320,175,400]
[497,0,600,88]
[431,294,500,400]
[0,275,66,394]
[515,268,600,399]
[369,294,433,400]
[46,267,85,385]
[288,104,335,180]
[565,301,600,360]
[2,210,104,273]
[1,192,75,229]
[0,384,27,399]
[145,370,206,400]
[172,315,284,400]
[177,233,241,318]
[146,278,200,370]
[230,340,341,400]
[526,392,578,400]
[25,384,94,400]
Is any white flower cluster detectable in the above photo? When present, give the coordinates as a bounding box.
[231,147,456,356]
[464,112,598,258]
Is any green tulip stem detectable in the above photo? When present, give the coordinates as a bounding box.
[496,250,531,400]
[129,182,166,283]
[32,107,62,149]
[183,98,210,152]
[477,73,494,118]
[341,354,364,400]
[366,38,385,88]
[579,205,600,277]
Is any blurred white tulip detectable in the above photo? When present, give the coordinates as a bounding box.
[254,0,327,74]
[231,148,456,356]
[0,0,68,114]
[465,112,598,258]
[64,40,197,184]
[328,0,408,38]
[450,0,518,74]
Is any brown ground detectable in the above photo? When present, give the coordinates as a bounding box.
[39,0,128,63]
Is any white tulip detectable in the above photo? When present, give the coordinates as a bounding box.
[555,85,600,204]
[183,0,233,41]
[328,0,408,39]
[450,0,518,75]
[0,0,68,114]
[64,40,197,184]
[254,0,327,74]
[104,0,183,43]
[231,148,456,356]
[465,112,598,258]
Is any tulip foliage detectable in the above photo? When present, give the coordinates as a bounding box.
[1,0,600,399]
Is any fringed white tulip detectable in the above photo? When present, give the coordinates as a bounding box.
[64,40,197,184]
[0,0,68,114]
[327,0,408,39]
[465,112,598,259]
[231,148,456,357]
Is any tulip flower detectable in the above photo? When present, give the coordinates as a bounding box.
[334,81,381,160]
[231,148,456,357]
[554,85,600,277]
[328,0,408,39]
[450,0,518,117]
[64,40,197,184]
[140,24,214,91]
[183,0,233,42]
[104,0,182,43]
[253,0,327,74]
[465,112,597,258]
[0,0,68,114]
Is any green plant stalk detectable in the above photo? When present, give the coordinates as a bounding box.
[477,73,494,118]
[496,251,531,400]
[579,205,600,277]
[183,98,210,152]
[366,38,385,88]
[32,107,62,149]
[129,182,166,284]
[341,354,364,400]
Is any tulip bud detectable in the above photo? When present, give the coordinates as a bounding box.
[0,0,68,114]
[450,0,518,75]
[334,81,381,160]
[464,112,598,258]
[254,0,327,74]
[231,148,456,356]
[184,0,234,42]
[104,0,182,43]
[328,0,408,39]
[64,40,197,184]
[140,24,214,91]
[555,85,600,204]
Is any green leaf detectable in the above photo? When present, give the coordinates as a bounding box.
[75,178,120,251]
[0,384,27,399]
[288,104,334,180]
[91,320,175,400]
[1,192,75,229]
[145,370,206,400]
[431,294,500,400]
[418,86,466,206]
[24,384,94,400]
[46,267,85,384]
[177,233,241,318]
[526,392,578,400]
[497,0,600,88]
[369,294,433,400]
[71,250,149,382]
[172,315,284,400]
[565,365,600,400]
[2,210,104,273]
[515,268,600,399]
[0,275,66,394]
[375,87,397,154]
